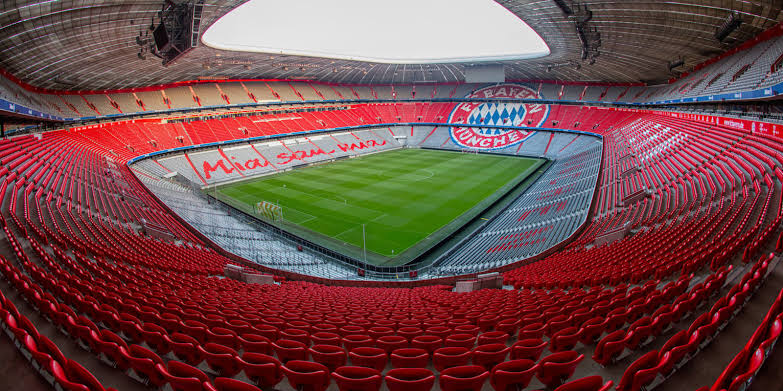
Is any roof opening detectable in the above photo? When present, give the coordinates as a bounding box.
[202,0,550,64]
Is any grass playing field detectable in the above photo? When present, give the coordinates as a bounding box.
[215,148,542,265]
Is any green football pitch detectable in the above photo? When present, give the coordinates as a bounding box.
[214,148,543,266]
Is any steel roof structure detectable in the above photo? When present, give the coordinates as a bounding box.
[0,0,781,91]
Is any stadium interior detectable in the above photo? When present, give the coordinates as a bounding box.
[2,1,783,391]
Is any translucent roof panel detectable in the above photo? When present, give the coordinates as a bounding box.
[202,0,550,64]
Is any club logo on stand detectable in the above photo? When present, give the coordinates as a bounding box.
[448,84,549,149]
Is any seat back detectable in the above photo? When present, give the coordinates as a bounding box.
[214,377,263,391]
[439,365,490,391]
[331,366,383,391]
[385,368,435,391]
[282,360,331,391]
[489,359,537,391]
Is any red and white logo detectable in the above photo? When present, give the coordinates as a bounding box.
[448,84,549,149]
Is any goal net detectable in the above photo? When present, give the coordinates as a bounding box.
[255,201,283,222]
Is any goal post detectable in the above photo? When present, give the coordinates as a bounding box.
[255,200,283,222]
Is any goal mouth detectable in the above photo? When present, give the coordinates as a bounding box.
[254,200,283,222]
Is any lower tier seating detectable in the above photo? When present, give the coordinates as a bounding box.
[0,103,782,391]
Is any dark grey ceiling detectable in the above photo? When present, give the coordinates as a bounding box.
[0,0,781,91]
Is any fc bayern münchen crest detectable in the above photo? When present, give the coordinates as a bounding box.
[448,84,549,149]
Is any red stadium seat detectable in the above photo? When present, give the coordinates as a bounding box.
[367,326,395,340]
[92,330,130,369]
[439,365,490,391]
[23,334,54,371]
[398,327,424,342]
[238,353,283,388]
[343,334,374,351]
[280,328,311,346]
[213,377,263,391]
[547,315,572,338]
[537,351,584,389]
[311,332,341,346]
[592,330,626,366]
[119,344,167,387]
[170,332,205,366]
[385,368,435,391]
[477,331,509,345]
[180,320,208,344]
[624,317,653,350]
[518,322,547,340]
[489,359,537,391]
[255,324,280,341]
[390,348,429,368]
[426,326,452,340]
[309,344,348,372]
[51,359,115,391]
[725,348,765,391]
[331,366,383,391]
[471,343,510,370]
[605,308,628,333]
[157,360,212,391]
[444,333,477,349]
[433,347,472,372]
[340,326,365,337]
[577,317,606,345]
[238,333,272,354]
[551,326,581,352]
[650,305,674,336]
[494,319,520,337]
[376,335,409,354]
[273,339,309,364]
[117,313,144,344]
[38,336,68,370]
[348,347,388,372]
[553,375,613,391]
[411,335,443,354]
[616,350,666,391]
[282,360,331,391]
[510,339,547,361]
[633,352,670,391]
[201,342,242,377]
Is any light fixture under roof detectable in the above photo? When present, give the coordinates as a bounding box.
[202,0,550,64]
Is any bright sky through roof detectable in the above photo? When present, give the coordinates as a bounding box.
[202,0,550,64]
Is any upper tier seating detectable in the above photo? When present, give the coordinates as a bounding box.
[1,29,782,127]
[0,31,783,124]
[2,32,782,124]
